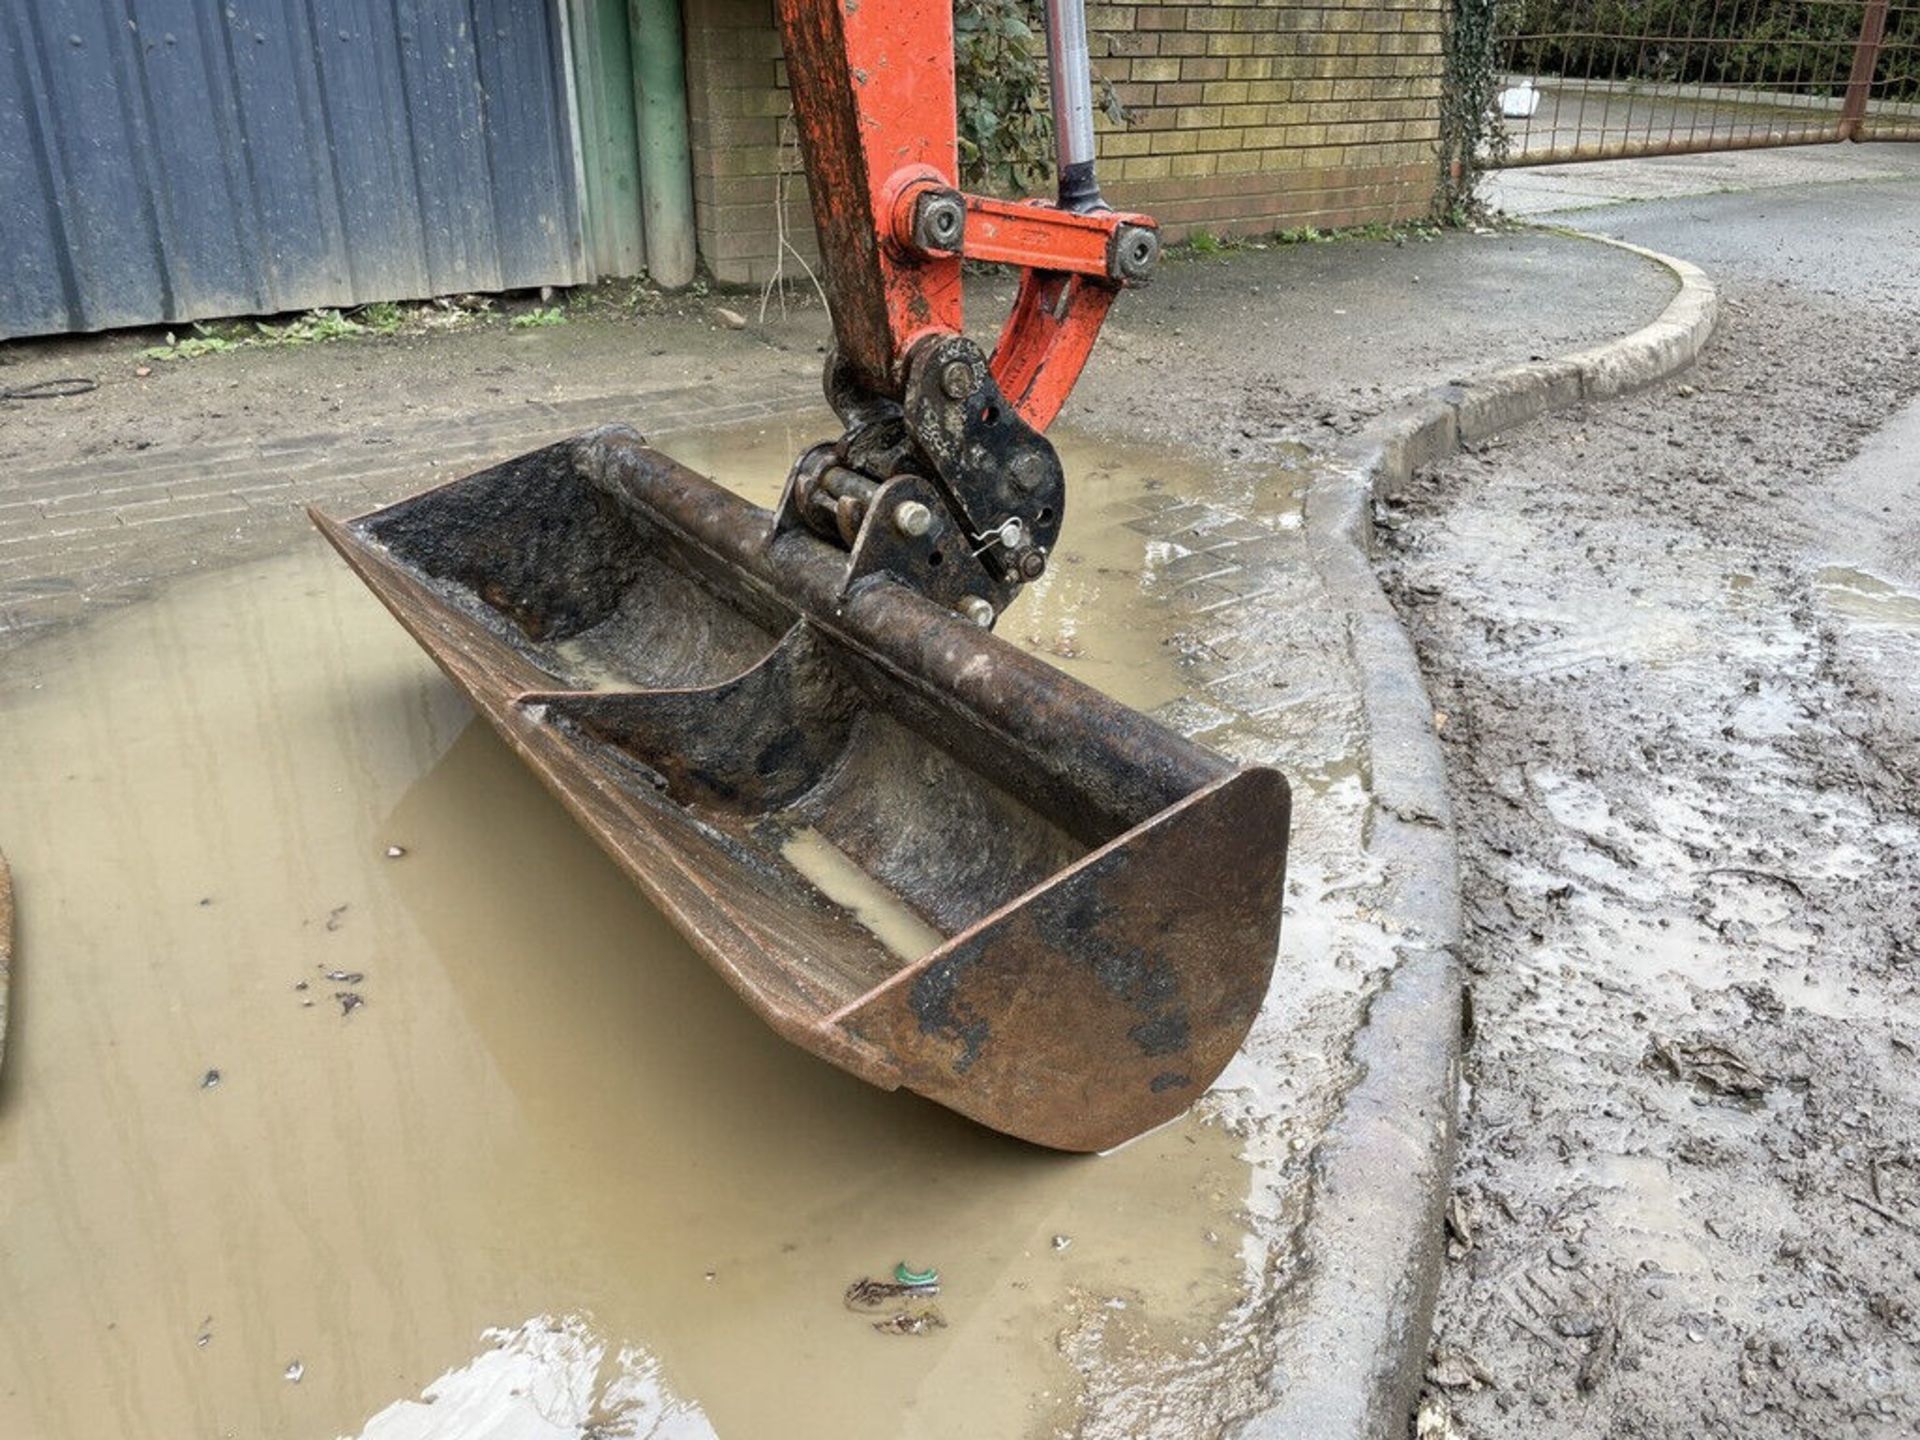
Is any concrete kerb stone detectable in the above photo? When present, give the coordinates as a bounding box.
[1234,231,1715,1438]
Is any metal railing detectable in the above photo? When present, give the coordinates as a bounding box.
[1492,0,1920,164]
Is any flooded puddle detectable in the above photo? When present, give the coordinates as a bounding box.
[0,424,1293,1439]
[776,827,945,963]
[1815,565,1920,630]
[666,416,1301,715]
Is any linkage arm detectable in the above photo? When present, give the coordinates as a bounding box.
[771,0,1157,432]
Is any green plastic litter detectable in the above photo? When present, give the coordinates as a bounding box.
[894,1262,938,1286]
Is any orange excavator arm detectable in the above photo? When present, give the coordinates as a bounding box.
[773,0,1158,432]
[767,0,1160,622]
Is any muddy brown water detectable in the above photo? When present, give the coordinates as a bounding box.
[0,425,1289,1439]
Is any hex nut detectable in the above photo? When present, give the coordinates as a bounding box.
[913,191,966,254]
[1018,548,1048,581]
[1009,451,1051,491]
[1111,224,1161,284]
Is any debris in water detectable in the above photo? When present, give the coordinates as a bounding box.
[1036,633,1084,660]
[284,1360,304,1383]
[323,970,364,985]
[1051,1234,1072,1252]
[199,1069,221,1090]
[845,1276,940,1311]
[1647,1035,1769,1099]
[384,845,407,859]
[197,896,212,907]
[845,1268,945,1337]
[324,904,349,932]
[294,980,308,991]
[871,1307,946,1336]
[335,991,364,1016]
[195,1316,213,1348]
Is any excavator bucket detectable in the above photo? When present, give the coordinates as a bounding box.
[313,0,1292,1149]
[313,429,1288,1151]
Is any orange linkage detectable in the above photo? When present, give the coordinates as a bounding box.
[773,0,1156,433]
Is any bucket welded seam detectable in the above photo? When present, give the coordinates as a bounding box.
[1233,229,1718,1438]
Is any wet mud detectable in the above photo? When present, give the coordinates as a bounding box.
[0,426,1355,1439]
[1386,289,1920,1436]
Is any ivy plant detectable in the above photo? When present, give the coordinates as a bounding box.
[954,0,1053,195]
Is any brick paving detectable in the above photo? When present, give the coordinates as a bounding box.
[0,371,822,649]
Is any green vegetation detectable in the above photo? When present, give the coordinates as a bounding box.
[140,325,241,361]
[1166,217,1442,265]
[953,0,1052,195]
[951,0,1138,196]
[1438,0,1505,223]
[143,306,401,361]
[1274,220,1438,246]
[136,294,555,363]
[355,301,406,334]
[254,308,370,344]
[1187,228,1226,257]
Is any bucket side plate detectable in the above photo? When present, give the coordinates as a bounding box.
[837,767,1289,1152]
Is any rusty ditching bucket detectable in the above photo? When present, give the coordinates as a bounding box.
[314,427,1289,1151]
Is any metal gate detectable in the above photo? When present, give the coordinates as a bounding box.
[0,0,588,339]
[1492,0,1920,165]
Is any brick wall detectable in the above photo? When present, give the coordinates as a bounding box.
[684,0,818,287]
[683,0,1446,286]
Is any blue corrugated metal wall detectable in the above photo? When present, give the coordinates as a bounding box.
[0,0,589,339]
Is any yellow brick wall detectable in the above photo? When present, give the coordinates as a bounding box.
[1087,0,1444,234]
[685,0,1446,285]
[684,0,817,287]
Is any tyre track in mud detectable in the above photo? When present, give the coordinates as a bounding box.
[1384,256,1920,1438]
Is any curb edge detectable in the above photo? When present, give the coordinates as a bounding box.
[1236,230,1717,1438]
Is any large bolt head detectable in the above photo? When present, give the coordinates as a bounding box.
[1009,451,1051,491]
[913,191,966,254]
[1018,548,1048,581]
[893,499,933,538]
[1111,224,1161,284]
[957,595,995,627]
[939,359,978,401]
